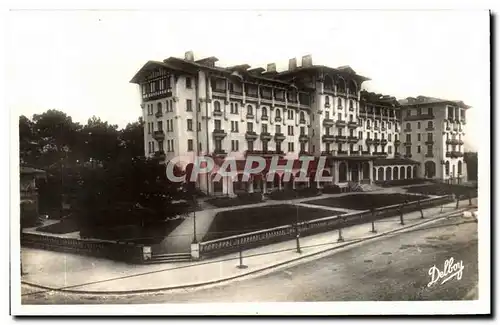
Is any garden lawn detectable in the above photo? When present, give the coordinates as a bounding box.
[405,183,478,198]
[306,193,429,210]
[202,204,343,242]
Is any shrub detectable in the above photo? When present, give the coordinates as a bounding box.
[268,188,321,200]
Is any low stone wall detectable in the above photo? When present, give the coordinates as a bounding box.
[21,232,150,263]
[198,195,453,258]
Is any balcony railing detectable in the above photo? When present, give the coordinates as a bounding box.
[381,139,388,145]
[299,119,306,124]
[350,150,361,156]
[155,111,163,118]
[361,150,371,156]
[322,134,335,142]
[404,128,412,132]
[323,119,334,127]
[425,127,435,131]
[372,152,388,157]
[373,139,381,145]
[261,115,269,121]
[404,154,412,158]
[275,116,282,122]
[446,151,464,158]
[246,150,284,157]
[445,124,451,131]
[213,110,223,117]
[460,119,466,125]
[347,136,359,143]
[394,140,401,146]
[347,121,359,128]
[425,153,434,158]
[274,133,286,141]
[153,130,165,140]
[335,135,348,143]
[245,131,258,140]
[374,126,380,131]
[299,134,309,142]
[325,103,330,108]
[260,132,272,141]
[458,140,464,145]
[337,150,349,155]
[213,149,227,156]
[335,120,347,127]
[365,138,374,145]
[425,140,434,145]
[404,141,412,146]
[153,150,166,160]
[213,129,227,139]
[246,114,255,119]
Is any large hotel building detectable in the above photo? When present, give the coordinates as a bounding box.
[130,52,470,196]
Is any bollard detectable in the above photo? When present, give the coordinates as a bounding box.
[236,244,247,269]
[456,196,460,209]
[418,199,424,219]
[370,220,377,233]
[337,227,344,242]
[295,224,302,254]
[399,205,405,225]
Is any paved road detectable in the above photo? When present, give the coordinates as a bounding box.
[22,216,478,304]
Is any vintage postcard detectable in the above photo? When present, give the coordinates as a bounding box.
[9,5,491,316]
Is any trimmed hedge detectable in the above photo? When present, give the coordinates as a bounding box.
[207,192,263,208]
[406,183,478,198]
[375,178,428,187]
[267,187,321,200]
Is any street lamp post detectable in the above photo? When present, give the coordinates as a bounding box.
[295,191,301,253]
[192,194,197,244]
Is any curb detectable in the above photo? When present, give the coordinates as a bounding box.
[22,206,475,296]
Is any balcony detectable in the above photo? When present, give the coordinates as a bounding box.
[275,116,282,122]
[299,134,309,142]
[299,119,306,124]
[260,132,272,141]
[404,154,412,159]
[425,153,434,158]
[403,128,412,132]
[213,149,227,156]
[404,141,412,146]
[350,150,361,156]
[394,140,401,146]
[372,152,388,157]
[381,126,386,131]
[373,126,380,131]
[347,121,359,128]
[261,115,269,121]
[325,103,331,108]
[323,119,334,127]
[246,150,284,157]
[274,133,286,141]
[381,139,388,145]
[322,134,335,143]
[245,131,258,140]
[347,136,359,143]
[335,120,347,127]
[394,152,402,158]
[425,126,435,131]
[447,139,459,145]
[213,129,227,139]
[365,138,374,145]
[366,125,371,130]
[445,124,451,131]
[458,140,464,145]
[153,150,166,160]
[155,111,163,118]
[246,114,255,120]
[213,110,223,117]
[337,150,349,156]
[461,119,467,125]
[446,151,464,158]
[335,135,348,143]
[142,89,172,101]
[395,127,400,132]
[299,150,313,156]
[425,140,434,145]
[361,150,371,156]
[153,130,165,140]
[373,139,381,145]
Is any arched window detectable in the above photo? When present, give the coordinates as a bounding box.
[276,109,281,118]
[336,78,346,93]
[349,100,354,110]
[157,102,162,112]
[406,122,411,130]
[400,166,405,179]
[214,101,221,112]
[367,120,371,128]
[386,167,392,181]
[325,96,330,105]
[406,166,412,179]
[427,121,433,129]
[445,161,450,175]
[458,161,463,175]
[337,98,343,109]
[339,162,347,182]
[348,80,357,95]
[247,105,253,116]
[300,111,305,122]
[262,107,268,117]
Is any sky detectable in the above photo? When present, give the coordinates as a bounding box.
[6,9,489,151]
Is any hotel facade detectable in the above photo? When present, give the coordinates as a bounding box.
[130,52,470,196]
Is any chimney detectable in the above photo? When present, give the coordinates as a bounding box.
[302,54,313,67]
[267,63,276,73]
[184,51,194,61]
[289,58,297,71]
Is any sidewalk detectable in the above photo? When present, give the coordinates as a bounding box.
[21,198,477,295]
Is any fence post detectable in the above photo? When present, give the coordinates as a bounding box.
[337,218,345,242]
[236,240,247,269]
[418,199,424,219]
[455,195,460,209]
[468,192,472,206]
[370,208,377,233]
[399,203,405,225]
[295,224,302,254]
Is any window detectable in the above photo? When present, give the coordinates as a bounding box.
[231,140,239,151]
[374,133,378,140]
[247,105,253,116]
[157,102,162,113]
[405,146,411,156]
[358,131,363,139]
[288,142,294,152]
[157,121,163,131]
[214,101,221,112]
[231,121,239,132]
[406,109,411,117]
[325,111,330,119]
[388,134,392,141]
[198,122,201,131]
[406,122,411,130]
[276,125,282,134]
[359,145,363,152]
[187,119,193,131]
[214,120,221,130]
[349,115,353,122]
[300,142,306,152]
[388,146,392,154]
[262,107,268,117]
[147,122,152,134]
[288,109,294,120]
[247,122,253,132]
[338,113,342,121]
[337,98,342,109]
[262,124,268,133]
[406,134,411,142]
[417,145,421,153]
[366,131,370,139]
[247,140,254,151]
[367,120,371,128]
[428,107,433,115]
[349,100,354,111]
[187,139,193,151]
[288,125,294,136]
[275,109,281,119]
[276,142,281,153]
[427,133,433,141]
[417,133,421,141]
[427,145,433,155]
[388,122,392,129]
[262,141,268,151]
[349,144,354,152]
[375,120,379,128]
[230,103,235,114]
[148,141,152,154]
[186,99,193,112]
[427,121,433,129]
[186,77,192,89]
[417,122,421,129]
[325,96,330,106]
[214,140,222,151]
[300,126,305,135]
[349,129,354,137]
[199,142,202,152]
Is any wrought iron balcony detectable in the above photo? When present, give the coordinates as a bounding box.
[275,116,282,122]
[373,139,381,145]
[361,150,371,156]
[403,128,411,132]
[213,129,227,139]
[322,134,335,143]
[335,120,347,127]
[446,151,464,158]
[425,127,435,131]
[350,150,361,156]
[337,150,349,156]
[245,131,258,140]
[261,115,269,121]
[458,140,464,145]
[324,103,331,108]
[213,149,227,156]
[365,138,374,145]
[246,150,284,157]
[155,111,163,118]
[260,132,272,141]
[381,139,388,145]
[394,139,401,146]
[445,124,451,131]
[347,136,359,143]
[403,141,412,146]
[425,140,435,145]
[347,121,359,128]
[246,114,255,119]
[213,110,223,117]
[323,118,334,127]
[372,152,388,157]
[153,150,166,160]
[274,133,286,141]
[461,119,466,125]
[299,119,306,124]
[153,130,165,140]
[335,135,348,143]
[321,150,332,156]
[299,134,309,142]
[425,153,434,158]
